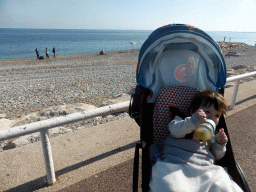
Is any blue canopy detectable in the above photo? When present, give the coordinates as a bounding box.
[136,24,227,103]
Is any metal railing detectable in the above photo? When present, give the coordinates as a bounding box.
[226,71,256,110]
[0,71,256,185]
[0,101,130,185]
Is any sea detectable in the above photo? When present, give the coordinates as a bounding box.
[1,28,256,60]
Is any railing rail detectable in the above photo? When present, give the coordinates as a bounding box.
[0,101,130,141]
[0,101,130,185]
[0,71,256,185]
[226,71,256,109]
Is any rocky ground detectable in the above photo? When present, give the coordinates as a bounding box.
[0,50,139,119]
[1,42,256,151]
[221,42,256,85]
[0,50,138,150]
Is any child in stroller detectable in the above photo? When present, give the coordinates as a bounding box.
[149,90,243,191]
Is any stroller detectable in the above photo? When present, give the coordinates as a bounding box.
[129,24,251,192]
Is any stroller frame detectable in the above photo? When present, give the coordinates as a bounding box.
[129,24,251,192]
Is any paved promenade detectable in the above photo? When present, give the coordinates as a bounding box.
[1,80,256,192]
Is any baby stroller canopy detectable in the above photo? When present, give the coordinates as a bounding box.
[136,24,227,103]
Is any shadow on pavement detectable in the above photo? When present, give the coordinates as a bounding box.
[5,141,138,192]
[57,157,142,192]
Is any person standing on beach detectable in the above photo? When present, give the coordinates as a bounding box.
[52,47,56,58]
[35,48,39,59]
[45,48,49,59]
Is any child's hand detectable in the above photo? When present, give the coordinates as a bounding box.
[216,128,228,144]
[194,109,207,123]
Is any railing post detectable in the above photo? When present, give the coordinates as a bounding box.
[40,130,56,185]
[230,80,240,110]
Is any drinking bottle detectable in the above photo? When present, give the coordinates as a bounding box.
[195,119,216,141]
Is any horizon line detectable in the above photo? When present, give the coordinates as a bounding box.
[1,27,256,33]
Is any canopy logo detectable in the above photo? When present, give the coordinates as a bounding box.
[174,56,195,82]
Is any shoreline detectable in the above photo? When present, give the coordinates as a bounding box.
[0,42,249,62]
[0,49,141,64]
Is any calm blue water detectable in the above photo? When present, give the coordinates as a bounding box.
[1,28,256,60]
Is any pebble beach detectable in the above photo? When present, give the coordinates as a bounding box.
[0,49,140,118]
[1,42,256,150]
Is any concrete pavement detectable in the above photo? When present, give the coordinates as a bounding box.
[1,79,256,192]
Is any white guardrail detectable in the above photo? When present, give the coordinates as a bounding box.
[0,71,256,185]
[227,71,256,110]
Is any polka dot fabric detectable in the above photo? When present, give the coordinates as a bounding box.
[153,86,199,143]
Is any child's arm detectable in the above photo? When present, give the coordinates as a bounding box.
[211,128,228,161]
[168,115,201,138]
[168,109,206,138]
[211,143,226,161]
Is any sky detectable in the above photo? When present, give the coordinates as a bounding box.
[0,0,255,32]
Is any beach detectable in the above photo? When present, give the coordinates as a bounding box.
[1,42,256,150]
[0,49,139,118]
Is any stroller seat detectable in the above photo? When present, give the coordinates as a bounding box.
[153,86,198,143]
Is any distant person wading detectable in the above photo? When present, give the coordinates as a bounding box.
[52,47,56,58]
[45,48,49,59]
[35,48,39,59]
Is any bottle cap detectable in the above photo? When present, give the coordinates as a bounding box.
[205,119,216,132]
